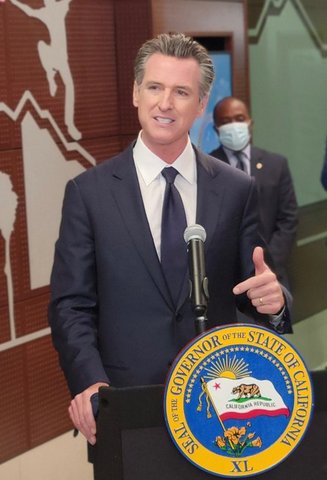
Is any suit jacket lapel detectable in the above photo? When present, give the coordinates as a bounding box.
[215,146,230,165]
[250,146,262,180]
[176,149,226,310]
[196,149,226,252]
[216,145,262,180]
[109,146,174,308]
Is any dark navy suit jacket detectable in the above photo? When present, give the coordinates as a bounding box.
[210,145,298,288]
[49,144,292,396]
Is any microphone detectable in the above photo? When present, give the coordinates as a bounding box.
[184,224,209,334]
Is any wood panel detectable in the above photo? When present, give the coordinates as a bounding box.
[151,0,249,105]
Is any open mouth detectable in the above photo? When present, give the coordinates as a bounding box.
[155,116,174,125]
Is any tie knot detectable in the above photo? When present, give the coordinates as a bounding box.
[162,167,179,185]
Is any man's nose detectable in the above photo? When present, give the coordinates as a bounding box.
[158,90,173,110]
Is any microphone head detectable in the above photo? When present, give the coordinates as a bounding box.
[184,224,206,243]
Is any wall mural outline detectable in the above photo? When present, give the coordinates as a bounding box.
[249,0,327,57]
[10,0,82,139]
[0,0,95,353]
[0,173,18,341]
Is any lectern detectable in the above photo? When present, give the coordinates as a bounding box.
[93,370,327,480]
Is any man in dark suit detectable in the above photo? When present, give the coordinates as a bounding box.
[210,97,298,289]
[49,34,292,446]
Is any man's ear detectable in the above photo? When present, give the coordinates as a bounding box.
[133,81,139,107]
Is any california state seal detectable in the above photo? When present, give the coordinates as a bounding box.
[164,325,313,477]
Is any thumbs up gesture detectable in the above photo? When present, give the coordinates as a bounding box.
[233,247,285,314]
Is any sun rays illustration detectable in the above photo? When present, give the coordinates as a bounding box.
[204,355,252,380]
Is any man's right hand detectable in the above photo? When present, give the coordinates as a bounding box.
[68,382,109,445]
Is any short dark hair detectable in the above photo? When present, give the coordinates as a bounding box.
[213,96,250,125]
[134,33,215,100]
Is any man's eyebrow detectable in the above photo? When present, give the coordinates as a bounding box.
[175,84,192,91]
[144,80,162,86]
[144,81,192,91]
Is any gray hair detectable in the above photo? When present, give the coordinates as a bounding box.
[134,33,215,100]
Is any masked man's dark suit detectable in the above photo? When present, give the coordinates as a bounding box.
[210,145,298,288]
[49,144,292,397]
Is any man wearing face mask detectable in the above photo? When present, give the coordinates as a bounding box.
[210,96,298,291]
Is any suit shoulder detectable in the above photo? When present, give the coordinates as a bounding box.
[198,149,228,172]
[73,144,133,185]
[252,145,288,164]
[197,149,253,188]
[208,147,221,159]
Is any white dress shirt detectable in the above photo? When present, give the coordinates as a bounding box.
[223,144,251,175]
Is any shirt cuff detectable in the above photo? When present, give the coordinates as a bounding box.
[269,306,286,328]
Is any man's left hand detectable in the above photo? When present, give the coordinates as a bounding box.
[233,246,285,315]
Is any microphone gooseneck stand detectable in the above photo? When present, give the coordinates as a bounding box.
[195,312,208,336]
[184,225,209,336]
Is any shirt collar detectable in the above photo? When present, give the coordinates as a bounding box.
[223,143,251,161]
[133,132,197,185]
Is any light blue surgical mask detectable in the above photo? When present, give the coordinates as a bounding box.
[218,122,250,151]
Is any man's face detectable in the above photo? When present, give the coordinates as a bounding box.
[133,53,207,159]
[215,98,252,128]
